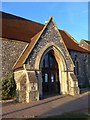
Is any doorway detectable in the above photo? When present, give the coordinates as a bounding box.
[42,50,60,97]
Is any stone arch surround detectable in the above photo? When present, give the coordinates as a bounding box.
[35,44,68,97]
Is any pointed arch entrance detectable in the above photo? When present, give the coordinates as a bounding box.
[41,50,60,97]
[35,44,68,98]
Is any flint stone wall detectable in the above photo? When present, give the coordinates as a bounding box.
[69,50,90,87]
[2,38,28,77]
[25,20,73,71]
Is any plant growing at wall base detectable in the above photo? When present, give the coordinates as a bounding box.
[1,74,16,100]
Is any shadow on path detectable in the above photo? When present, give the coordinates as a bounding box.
[2,95,65,117]
[40,93,89,117]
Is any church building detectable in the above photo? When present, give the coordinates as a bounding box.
[1,12,90,103]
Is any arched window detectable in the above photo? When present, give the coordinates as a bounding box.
[74,55,79,75]
[42,52,58,69]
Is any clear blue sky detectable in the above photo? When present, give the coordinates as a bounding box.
[1,2,88,42]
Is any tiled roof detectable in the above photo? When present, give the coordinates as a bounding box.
[1,12,90,70]
[13,31,41,69]
[14,30,89,70]
[60,30,89,52]
[1,12,88,52]
[1,11,44,42]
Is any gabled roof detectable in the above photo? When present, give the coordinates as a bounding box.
[60,30,89,52]
[13,31,41,69]
[1,12,90,70]
[13,16,54,70]
[1,11,88,53]
[13,17,89,70]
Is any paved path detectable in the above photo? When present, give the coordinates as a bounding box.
[1,92,90,118]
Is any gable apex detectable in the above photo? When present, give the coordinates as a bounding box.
[13,16,59,70]
[13,16,54,70]
[44,16,56,28]
[46,16,53,24]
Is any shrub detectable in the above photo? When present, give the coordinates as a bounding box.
[1,74,16,100]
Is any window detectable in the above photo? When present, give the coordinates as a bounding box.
[74,55,79,75]
[45,73,48,82]
[51,74,54,82]
[50,55,54,68]
[44,54,49,68]
[43,52,58,69]
[75,61,79,75]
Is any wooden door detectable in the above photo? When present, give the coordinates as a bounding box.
[42,51,60,97]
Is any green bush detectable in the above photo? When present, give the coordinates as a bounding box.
[1,74,16,100]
